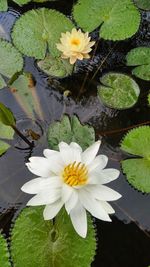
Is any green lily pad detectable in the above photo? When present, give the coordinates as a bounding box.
[97,73,140,110]
[12,8,74,59]
[0,0,8,11]
[126,47,150,81]
[0,39,23,78]
[121,126,150,193]
[0,233,11,267]
[73,0,140,40]
[11,207,96,267]
[0,74,6,89]
[134,0,150,10]
[38,54,73,78]
[48,115,95,150]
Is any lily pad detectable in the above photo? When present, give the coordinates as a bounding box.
[12,8,74,59]
[97,73,140,110]
[48,115,95,150]
[134,0,150,10]
[121,126,150,193]
[0,0,7,11]
[0,233,11,267]
[38,54,73,78]
[73,0,140,40]
[0,39,23,78]
[126,47,150,81]
[11,207,96,267]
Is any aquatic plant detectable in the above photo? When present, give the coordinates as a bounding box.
[56,28,95,64]
[0,0,149,266]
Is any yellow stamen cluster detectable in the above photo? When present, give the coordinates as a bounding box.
[63,161,88,186]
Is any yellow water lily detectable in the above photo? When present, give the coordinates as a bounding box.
[56,28,95,64]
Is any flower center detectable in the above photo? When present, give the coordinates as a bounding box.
[71,38,80,46]
[63,161,88,186]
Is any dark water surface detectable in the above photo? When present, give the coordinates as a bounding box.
[0,1,150,266]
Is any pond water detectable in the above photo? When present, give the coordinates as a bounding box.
[0,1,150,267]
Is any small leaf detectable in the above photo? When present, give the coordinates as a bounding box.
[73,0,140,41]
[121,126,150,193]
[134,0,150,10]
[0,0,8,11]
[97,73,140,110]
[48,115,95,150]
[0,233,11,267]
[11,207,96,267]
[0,39,23,78]
[121,126,150,158]
[0,102,16,126]
[126,47,150,81]
[37,54,73,78]
[0,74,6,89]
[12,8,74,59]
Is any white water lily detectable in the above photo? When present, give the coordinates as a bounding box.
[56,28,95,64]
[21,141,121,238]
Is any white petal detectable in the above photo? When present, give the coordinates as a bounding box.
[79,189,111,222]
[26,157,52,177]
[43,200,64,220]
[43,149,59,158]
[59,141,81,164]
[70,202,87,238]
[88,168,120,185]
[100,201,115,214]
[65,190,78,214]
[27,187,61,206]
[70,142,82,153]
[86,184,122,201]
[88,155,108,172]
[21,176,61,194]
[81,141,101,165]
[61,184,73,203]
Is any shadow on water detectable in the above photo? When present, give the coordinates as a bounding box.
[0,1,150,266]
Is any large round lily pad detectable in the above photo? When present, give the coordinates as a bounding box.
[97,73,140,109]
[12,8,74,59]
[73,0,140,40]
[0,233,11,267]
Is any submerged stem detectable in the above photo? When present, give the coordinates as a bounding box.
[11,125,34,148]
